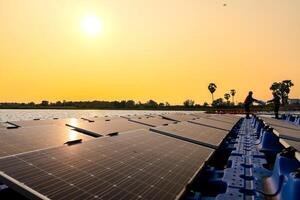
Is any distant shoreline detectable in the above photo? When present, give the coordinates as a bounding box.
[0,107,204,111]
[1,103,299,112]
[1,106,299,112]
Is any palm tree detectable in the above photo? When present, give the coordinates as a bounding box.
[270,80,294,105]
[224,93,231,104]
[208,83,217,103]
[230,89,236,104]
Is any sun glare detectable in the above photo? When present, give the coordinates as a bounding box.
[82,15,102,36]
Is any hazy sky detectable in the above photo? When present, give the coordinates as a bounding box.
[0,0,299,104]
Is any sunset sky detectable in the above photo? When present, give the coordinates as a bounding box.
[0,0,299,104]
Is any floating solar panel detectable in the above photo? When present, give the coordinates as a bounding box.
[206,115,241,124]
[8,118,84,128]
[0,125,93,158]
[66,118,149,137]
[120,114,140,120]
[261,117,300,131]
[0,122,19,130]
[272,127,300,142]
[81,116,121,123]
[279,138,300,151]
[190,113,241,125]
[190,113,207,118]
[0,129,213,200]
[188,118,235,131]
[150,122,228,149]
[128,116,175,127]
[0,123,5,129]
[160,113,197,122]
[262,117,300,141]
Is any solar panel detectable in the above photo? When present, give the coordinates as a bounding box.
[0,129,213,200]
[190,113,241,124]
[0,125,93,158]
[160,113,197,122]
[128,116,175,127]
[272,126,300,142]
[0,123,5,129]
[188,118,234,131]
[66,118,149,137]
[190,113,207,118]
[206,115,241,124]
[261,117,300,141]
[120,114,140,120]
[82,116,121,122]
[150,122,228,149]
[261,117,300,132]
[280,138,300,151]
[9,118,84,128]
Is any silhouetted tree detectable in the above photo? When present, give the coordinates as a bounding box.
[145,100,158,108]
[158,102,165,107]
[224,93,231,104]
[208,83,217,103]
[230,89,236,104]
[41,100,49,106]
[55,101,62,106]
[125,100,135,108]
[203,102,209,107]
[183,99,195,107]
[212,98,224,107]
[270,80,294,105]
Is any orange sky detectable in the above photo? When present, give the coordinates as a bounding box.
[0,0,299,104]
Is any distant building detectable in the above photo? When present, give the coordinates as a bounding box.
[288,98,300,104]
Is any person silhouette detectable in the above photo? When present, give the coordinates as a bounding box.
[267,92,281,119]
[244,91,259,119]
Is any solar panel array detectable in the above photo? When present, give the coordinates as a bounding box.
[0,125,93,157]
[0,129,213,200]
[128,116,175,127]
[150,122,228,149]
[66,117,149,137]
[0,113,244,199]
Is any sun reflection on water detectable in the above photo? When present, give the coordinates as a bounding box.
[68,130,79,141]
[68,118,80,141]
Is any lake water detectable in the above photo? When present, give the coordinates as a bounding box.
[0,109,200,122]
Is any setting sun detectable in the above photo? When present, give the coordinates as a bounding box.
[0,1,299,104]
[81,15,102,36]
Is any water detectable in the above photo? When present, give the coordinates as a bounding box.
[0,109,200,122]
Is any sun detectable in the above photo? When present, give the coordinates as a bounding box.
[81,15,102,36]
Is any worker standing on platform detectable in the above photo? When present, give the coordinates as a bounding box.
[267,92,281,119]
[244,91,259,119]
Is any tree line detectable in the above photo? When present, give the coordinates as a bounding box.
[0,80,297,110]
[0,100,204,110]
